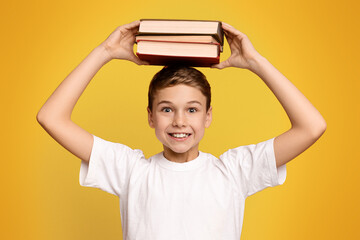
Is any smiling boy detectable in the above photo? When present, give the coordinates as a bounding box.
[37,20,326,239]
[147,66,212,163]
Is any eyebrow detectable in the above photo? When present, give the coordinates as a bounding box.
[157,100,203,106]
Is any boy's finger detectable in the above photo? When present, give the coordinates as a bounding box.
[222,23,246,38]
[128,20,141,28]
[221,22,234,29]
[210,64,221,69]
[123,20,141,31]
[140,60,150,65]
[129,54,149,65]
[211,60,230,69]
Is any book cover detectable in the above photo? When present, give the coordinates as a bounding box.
[135,35,223,52]
[136,53,220,67]
[138,19,224,45]
[136,40,220,58]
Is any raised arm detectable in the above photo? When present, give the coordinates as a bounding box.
[37,20,147,162]
[212,22,327,167]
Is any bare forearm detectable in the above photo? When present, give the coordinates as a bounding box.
[218,22,326,166]
[36,22,143,163]
[249,56,326,135]
[37,45,112,122]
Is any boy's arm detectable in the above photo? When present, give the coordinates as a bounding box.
[212,23,327,167]
[37,21,147,163]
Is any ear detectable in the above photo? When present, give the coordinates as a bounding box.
[205,106,213,128]
[147,107,155,128]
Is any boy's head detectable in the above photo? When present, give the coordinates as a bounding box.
[147,65,213,160]
[148,65,211,112]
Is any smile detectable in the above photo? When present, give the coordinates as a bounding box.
[168,133,191,139]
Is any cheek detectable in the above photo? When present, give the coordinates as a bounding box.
[191,116,207,130]
[154,115,171,130]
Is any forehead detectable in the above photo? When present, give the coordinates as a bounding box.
[154,84,206,104]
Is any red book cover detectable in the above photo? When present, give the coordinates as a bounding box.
[136,53,220,67]
[136,40,220,67]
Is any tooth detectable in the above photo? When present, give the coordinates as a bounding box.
[172,133,188,138]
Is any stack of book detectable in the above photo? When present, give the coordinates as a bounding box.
[135,19,224,67]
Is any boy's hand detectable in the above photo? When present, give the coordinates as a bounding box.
[211,22,262,70]
[99,20,148,65]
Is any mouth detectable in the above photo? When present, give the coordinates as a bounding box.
[168,133,191,139]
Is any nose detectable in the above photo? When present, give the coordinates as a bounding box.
[172,111,187,127]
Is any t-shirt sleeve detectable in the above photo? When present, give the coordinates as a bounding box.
[79,134,143,197]
[219,137,286,198]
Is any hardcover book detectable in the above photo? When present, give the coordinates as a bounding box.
[138,19,224,45]
[136,40,220,67]
[135,35,223,52]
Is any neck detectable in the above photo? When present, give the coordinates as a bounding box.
[163,146,199,163]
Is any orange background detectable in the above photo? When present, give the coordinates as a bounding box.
[2,0,359,239]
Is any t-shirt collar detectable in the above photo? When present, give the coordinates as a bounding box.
[155,151,206,171]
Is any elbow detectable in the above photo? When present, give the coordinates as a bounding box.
[36,110,45,125]
[309,117,327,141]
[36,107,50,126]
[317,115,327,135]
[320,119,327,134]
[36,108,71,128]
[293,117,327,142]
[36,109,53,127]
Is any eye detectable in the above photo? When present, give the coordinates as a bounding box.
[188,108,197,113]
[161,107,172,113]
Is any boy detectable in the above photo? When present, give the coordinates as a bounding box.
[37,20,326,239]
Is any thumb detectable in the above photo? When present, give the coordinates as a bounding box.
[128,53,149,65]
[211,60,231,69]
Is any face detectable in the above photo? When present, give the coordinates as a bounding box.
[148,84,212,160]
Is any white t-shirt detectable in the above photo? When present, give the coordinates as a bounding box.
[80,135,286,240]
